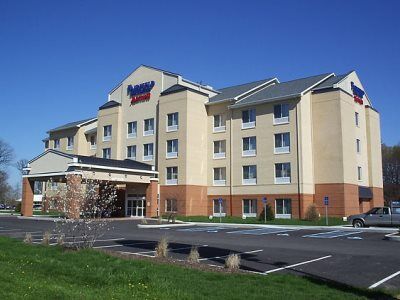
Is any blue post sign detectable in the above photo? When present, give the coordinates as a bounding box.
[218,198,223,223]
[262,197,267,223]
[262,197,267,204]
[324,196,329,225]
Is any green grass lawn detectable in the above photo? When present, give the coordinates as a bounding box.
[0,237,394,299]
[174,215,348,226]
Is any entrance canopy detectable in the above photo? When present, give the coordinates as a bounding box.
[23,149,158,183]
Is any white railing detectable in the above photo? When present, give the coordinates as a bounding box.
[90,144,97,150]
[166,152,178,159]
[103,135,111,142]
[242,121,255,129]
[243,178,257,185]
[274,146,290,154]
[127,133,137,139]
[166,179,178,185]
[275,177,291,184]
[213,126,226,133]
[143,155,153,161]
[144,130,154,136]
[167,125,178,132]
[243,149,256,157]
[213,180,226,186]
[213,152,226,159]
[274,116,289,125]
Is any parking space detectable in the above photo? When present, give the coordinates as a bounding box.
[0,216,399,291]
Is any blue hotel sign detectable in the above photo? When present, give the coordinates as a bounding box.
[127,81,155,105]
[351,82,365,105]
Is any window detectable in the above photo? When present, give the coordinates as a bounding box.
[66,136,74,150]
[167,113,179,132]
[242,136,256,156]
[50,181,58,191]
[275,199,292,219]
[34,181,43,195]
[144,118,154,136]
[127,121,137,138]
[213,199,226,217]
[102,148,111,159]
[356,139,361,153]
[213,140,226,159]
[358,166,362,181]
[143,143,154,161]
[44,140,49,149]
[165,199,177,213]
[242,109,256,129]
[90,135,96,150]
[243,199,257,217]
[275,163,291,184]
[274,104,289,124]
[127,145,136,160]
[243,165,257,185]
[355,112,359,127]
[53,139,60,150]
[166,139,178,158]
[213,167,226,186]
[103,125,112,141]
[213,115,226,132]
[274,133,290,154]
[166,167,178,185]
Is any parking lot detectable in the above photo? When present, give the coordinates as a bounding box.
[0,216,399,291]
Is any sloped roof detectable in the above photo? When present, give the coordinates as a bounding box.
[73,154,153,171]
[209,78,276,103]
[231,73,333,108]
[48,118,97,133]
[99,100,121,110]
[160,84,209,97]
[312,71,353,91]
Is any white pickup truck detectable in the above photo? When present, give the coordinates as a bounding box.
[348,206,400,228]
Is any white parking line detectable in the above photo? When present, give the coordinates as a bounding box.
[368,271,400,289]
[178,227,231,232]
[93,241,153,249]
[303,230,362,239]
[119,251,155,258]
[0,229,22,232]
[264,255,332,274]
[227,228,297,235]
[199,249,263,261]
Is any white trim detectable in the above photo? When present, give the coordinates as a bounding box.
[242,121,255,129]
[166,152,178,159]
[242,149,256,157]
[213,152,226,159]
[274,146,290,154]
[213,179,226,186]
[23,171,83,178]
[273,116,289,125]
[275,177,291,184]
[166,179,178,185]
[103,135,111,142]
[143,155,153,161]
[67,162,158,175]
[213,126,226,133]
[243,178,257,185]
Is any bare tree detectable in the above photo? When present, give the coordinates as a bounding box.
[0,139,14,169]
[15,159,29,175]
[382,143,400,203]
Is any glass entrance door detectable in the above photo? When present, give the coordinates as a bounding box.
[126,195,146,217]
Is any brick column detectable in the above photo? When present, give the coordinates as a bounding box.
[21,178,34,217]
[145,179,159,218]
[65,174,82,219]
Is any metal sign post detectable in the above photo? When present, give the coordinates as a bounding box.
[262,197,267,224]
[324,196,329,226]
[218,198,223,223]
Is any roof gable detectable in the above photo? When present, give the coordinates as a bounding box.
[47,117,97,133]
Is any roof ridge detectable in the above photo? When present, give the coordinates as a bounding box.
[218,77,274,91]
[276,72,333,85]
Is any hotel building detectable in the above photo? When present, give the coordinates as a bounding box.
[21,65,383,219]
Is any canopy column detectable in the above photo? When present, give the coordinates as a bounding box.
[21,178,34,217]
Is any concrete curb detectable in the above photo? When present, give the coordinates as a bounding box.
[385,231,400,242]
[137,223,193,229]
[17,216,60,221]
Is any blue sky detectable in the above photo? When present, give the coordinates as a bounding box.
[1,0,399,186]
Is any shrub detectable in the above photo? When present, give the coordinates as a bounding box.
[187,246,200,263]
[23,233,32,244]
[15,202,21,213]
[57,234,65,246]
[225,253,240,271]
[305,204,320,222]
[155,236,168,258]
[258,204,275,221]
[42,231,51,245]
[157,215,163,225]
[141,218,148,225]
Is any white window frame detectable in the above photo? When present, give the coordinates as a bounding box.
[213,114,226,133]
[166,167,178,185]
[102,148,111,159]
[275,163,291,184]
[242,199,257,217]
[166,139,178,159]
[165,198,177,213]
[167,112,179,132]
[275,199,292,219]
[143,143,154,161]
[53,139,60,150]
[242,165,257,185]
[358,166,362,181]
[356,139,361,154]
[242,136,256,157]
[126,145,136,160]
[90,135,96,150]
[242,109,256,129]
[127,121,137,139]
[213,140,226,159]
[66,136,74,150]
[274,132,290,154]
[274,104,290,125]
[143,118,154,136]
[103,125,112,142]
[213,167,226,186]
[213,199,226,217]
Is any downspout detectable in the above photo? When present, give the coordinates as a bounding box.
[229,107,233,216]
[295,101,301,219]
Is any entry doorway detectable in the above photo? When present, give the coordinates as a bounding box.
[126,194,146,217]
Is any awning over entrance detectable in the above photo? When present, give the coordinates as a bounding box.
[21,150,159,217]
[23,149,158,184]
[359,186,373,199]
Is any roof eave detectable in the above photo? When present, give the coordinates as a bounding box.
[229,94,302,109]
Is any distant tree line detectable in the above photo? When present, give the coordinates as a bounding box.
[382,143,400,204]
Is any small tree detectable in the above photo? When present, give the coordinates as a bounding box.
[305,204,320,221]
[155,236,169,258]
[225,254,240,271]
[187,246,200,263]
[258,203,275,221]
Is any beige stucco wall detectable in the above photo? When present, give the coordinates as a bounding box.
[96,105,122,159]
[365,107,383,188]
